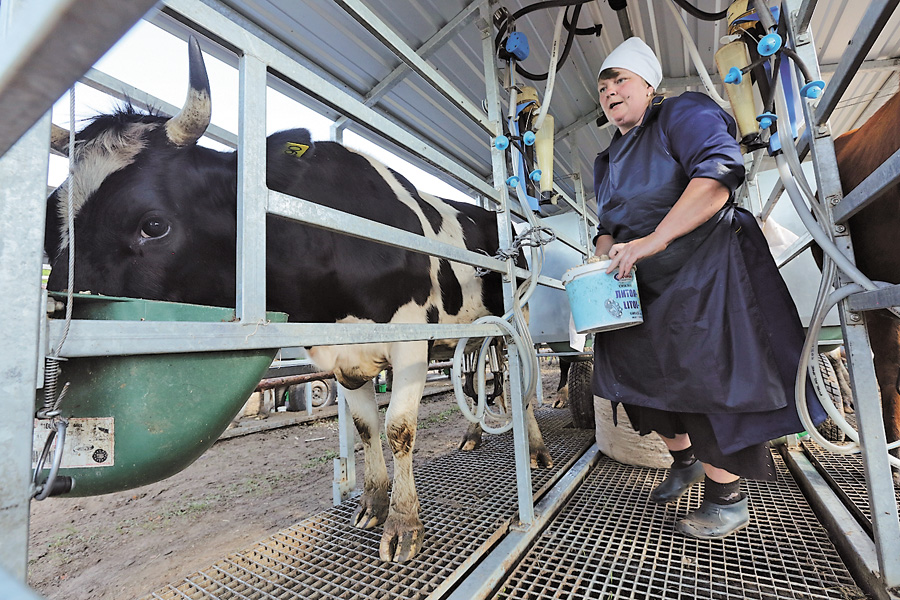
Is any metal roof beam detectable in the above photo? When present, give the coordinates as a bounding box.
[814,0,900,126]
[332,1,482,133]
[0,0,159,158]
[333,0,495,136]
[792,0,818,34]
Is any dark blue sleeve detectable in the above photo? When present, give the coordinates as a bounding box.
[659,92,745,194]
[592,153,610,240]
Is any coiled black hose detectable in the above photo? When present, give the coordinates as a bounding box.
[494,0,596,82]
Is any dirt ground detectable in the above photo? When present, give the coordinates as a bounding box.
[27,362,566,600]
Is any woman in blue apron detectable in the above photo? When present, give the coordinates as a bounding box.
[591,37,824,539]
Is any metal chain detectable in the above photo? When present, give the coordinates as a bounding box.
[476,225,556,276]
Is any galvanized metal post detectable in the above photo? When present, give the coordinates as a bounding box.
[0,1,53,585]
[0,115,49,583]
[236,52,268,324]
[333,385,357,505]
[0,60,50,584]
[479,3,535,526]
[784,0,900,587]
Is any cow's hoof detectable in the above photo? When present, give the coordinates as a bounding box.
[379,516,424,562]
[352,492,389,529]
[531,447,553,469]
[458,435,482,451]
[459,424,483,451]
[552,387,569,409]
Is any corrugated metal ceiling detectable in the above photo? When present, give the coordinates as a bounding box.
[205,0,900,205]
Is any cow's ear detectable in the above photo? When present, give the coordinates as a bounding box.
[267,129,315,162]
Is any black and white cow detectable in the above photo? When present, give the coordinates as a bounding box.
[44,37,551,562]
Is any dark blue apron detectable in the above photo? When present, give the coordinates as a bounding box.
[591,93,825,453]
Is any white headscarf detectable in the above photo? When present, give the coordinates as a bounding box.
[598,37,663,90]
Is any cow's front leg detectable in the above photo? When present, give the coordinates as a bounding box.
[380,340,428,562]
[526,400,553,468]
[459,422,484,451]
[343,381,390,529]
[867,314,900,484]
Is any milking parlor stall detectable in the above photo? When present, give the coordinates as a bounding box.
[3,0,900,598]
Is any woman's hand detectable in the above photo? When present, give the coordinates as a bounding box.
[606,232,668,276]
[605,178,730,276]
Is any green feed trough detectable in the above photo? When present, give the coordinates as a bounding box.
[36,294,287,497]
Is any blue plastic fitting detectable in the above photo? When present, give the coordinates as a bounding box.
[800,80,826,99]
[756,112,778,130]
[494,135,509,150]
[523,131,536,146]
[757,33,782,57]
[529,169,542,182]
[506,176,520,188]
[506,32,530,61]
[724,66,743,85]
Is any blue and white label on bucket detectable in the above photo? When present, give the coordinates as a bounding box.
[563,260,643,334]
[32,417,115,469]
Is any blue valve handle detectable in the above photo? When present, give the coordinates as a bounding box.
[506,176,520,188]
[724,66,743,85]
[800,80,826,99]
[756,112,777,130]
[758,33,782,57]
[529,169,542,182]
[494,135,510,150]
[523,131,536,146]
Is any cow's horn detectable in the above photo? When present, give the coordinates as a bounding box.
[165,36,212,146]
[50,124,71,156]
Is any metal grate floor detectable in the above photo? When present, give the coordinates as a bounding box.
[802,439,900,528]
[141,409,593,600]
[495,452,865,600]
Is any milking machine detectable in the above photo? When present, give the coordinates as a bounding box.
[452,1,601,433]
[699,0,900,468]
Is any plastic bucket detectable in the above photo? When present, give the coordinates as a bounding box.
[561,259,643,334]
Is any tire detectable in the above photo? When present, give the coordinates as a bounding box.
[567,358,595,429]
[310,379,338,407]
[285,380,337,412]
[815,352,846,442]
[285,384,305,412]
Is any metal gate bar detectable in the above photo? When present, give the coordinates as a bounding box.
[142,409,593,600]
[495,452,864,600]
[802,441,900,532]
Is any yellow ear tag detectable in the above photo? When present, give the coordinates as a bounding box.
[284,142,309,158]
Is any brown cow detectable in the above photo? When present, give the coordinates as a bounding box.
[831,86,900,481]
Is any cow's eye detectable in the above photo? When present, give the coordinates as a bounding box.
[140,217,170,239]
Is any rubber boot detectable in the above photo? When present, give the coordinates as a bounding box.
[676,497,750,539]
[649,460,705,504]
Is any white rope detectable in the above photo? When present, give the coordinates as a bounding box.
[533,7,565,134]
[666,0,731,108]
[57,86,77,355]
